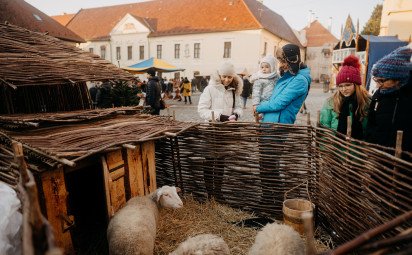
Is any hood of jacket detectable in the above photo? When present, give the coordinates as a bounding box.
[296,67,311,84]
[209,71,243,96]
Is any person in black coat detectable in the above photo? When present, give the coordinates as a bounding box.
[240,75,252,109]
[145,68,162,115]
[366,45,412,152]
[96,81,113,108]
[89,83,99,108]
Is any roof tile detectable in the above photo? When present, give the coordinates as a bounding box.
[0,0,84,43]
[66,0,299,46]
[302,20,338,47]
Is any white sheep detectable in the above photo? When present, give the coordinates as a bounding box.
[107,185,183,255]
[169,233,230,255]
[248,223,305,255]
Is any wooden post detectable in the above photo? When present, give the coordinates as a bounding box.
[307,112,311,126]
[303,212,316,255]
[346,116,352,138]
[12,142,64,255]
[41,167,73,253]
[173,110,176,121]
[316,110,321,127]
[392,131,403,202]
[211,111,215,122]
[362,36,370,87]
[167,108,171,121]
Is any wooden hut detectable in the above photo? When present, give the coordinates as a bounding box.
[0,23,134,114]
[0,23,197,253]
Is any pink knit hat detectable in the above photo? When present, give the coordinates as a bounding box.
[336,55,362,85]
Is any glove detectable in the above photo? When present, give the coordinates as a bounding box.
[219,114,230,122]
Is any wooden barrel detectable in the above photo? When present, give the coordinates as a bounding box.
[282,198,313,235]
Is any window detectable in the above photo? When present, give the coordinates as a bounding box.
[100,46,106,59]
[157,45,162,59]
[127,46,133,60]
[223,41,231,58]
[116,46,121,60]
[194,43,200,59]
[139,45,144,60]
[89,48,94,54]
[263,42,267,56]
[174,44,180,59]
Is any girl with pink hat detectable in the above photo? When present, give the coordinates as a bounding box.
[320,55,370,139]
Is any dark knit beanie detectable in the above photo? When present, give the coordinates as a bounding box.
[282,44,302,74]
[147,68,156,77]
[372,45,412,86]
[336,55,362,85]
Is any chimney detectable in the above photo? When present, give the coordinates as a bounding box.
[308,10,315,26]
[328,17,333,32]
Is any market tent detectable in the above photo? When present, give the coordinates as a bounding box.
[360,35,407,89]
[123,57,185,74]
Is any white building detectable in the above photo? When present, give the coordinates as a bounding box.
[54,0,303,79]
[301,20,338,83]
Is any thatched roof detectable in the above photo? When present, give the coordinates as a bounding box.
[0,23,134,88]
[0,108,197,169]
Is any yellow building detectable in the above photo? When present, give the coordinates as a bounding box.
[380,0,412,41]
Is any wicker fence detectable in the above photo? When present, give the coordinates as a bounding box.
[155,122,412,245]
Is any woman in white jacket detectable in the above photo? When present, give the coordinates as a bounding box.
[197,62,243,201]
[198,62,243,122]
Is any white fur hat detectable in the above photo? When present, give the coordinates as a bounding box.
[260,55,277,72]
[218,62,236,76]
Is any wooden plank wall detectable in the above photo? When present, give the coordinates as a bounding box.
[102,141,157,218]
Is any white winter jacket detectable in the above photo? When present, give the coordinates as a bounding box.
[198,76,243,122]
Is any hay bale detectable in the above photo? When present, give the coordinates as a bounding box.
[154,196,332,255]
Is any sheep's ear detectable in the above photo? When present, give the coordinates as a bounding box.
[156,189,163,202]
[175,187,181,193]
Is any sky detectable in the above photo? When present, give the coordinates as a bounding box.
[25,0,383,38]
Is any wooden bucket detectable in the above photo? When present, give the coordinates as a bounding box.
[282,181,314,235]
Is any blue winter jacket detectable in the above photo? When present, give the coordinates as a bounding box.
[256,68,311,124]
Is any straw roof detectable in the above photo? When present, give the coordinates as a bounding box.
[0,23,134,88]
[0,108,197,169]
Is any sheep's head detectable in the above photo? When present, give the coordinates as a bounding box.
[156,186,183,209]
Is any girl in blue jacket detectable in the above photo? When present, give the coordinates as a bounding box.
[256,44,311,124]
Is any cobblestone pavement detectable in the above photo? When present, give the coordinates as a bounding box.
[160,83,331,125]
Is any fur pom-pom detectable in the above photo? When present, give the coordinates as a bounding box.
[342,55,360,70]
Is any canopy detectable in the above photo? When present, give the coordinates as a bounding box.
[123,57,185,74]
[359,35,407,89]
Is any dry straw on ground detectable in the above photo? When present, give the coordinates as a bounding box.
[155,195,332,254]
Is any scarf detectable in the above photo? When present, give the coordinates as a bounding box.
[249,71,278,83]
[337,93,364,139]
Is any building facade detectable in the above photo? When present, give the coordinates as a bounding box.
[380,0,412,42]
[301,21,338,83]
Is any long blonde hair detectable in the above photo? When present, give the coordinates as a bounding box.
[332,85,370,118]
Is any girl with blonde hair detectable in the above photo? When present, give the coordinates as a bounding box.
[320,55,370,139]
